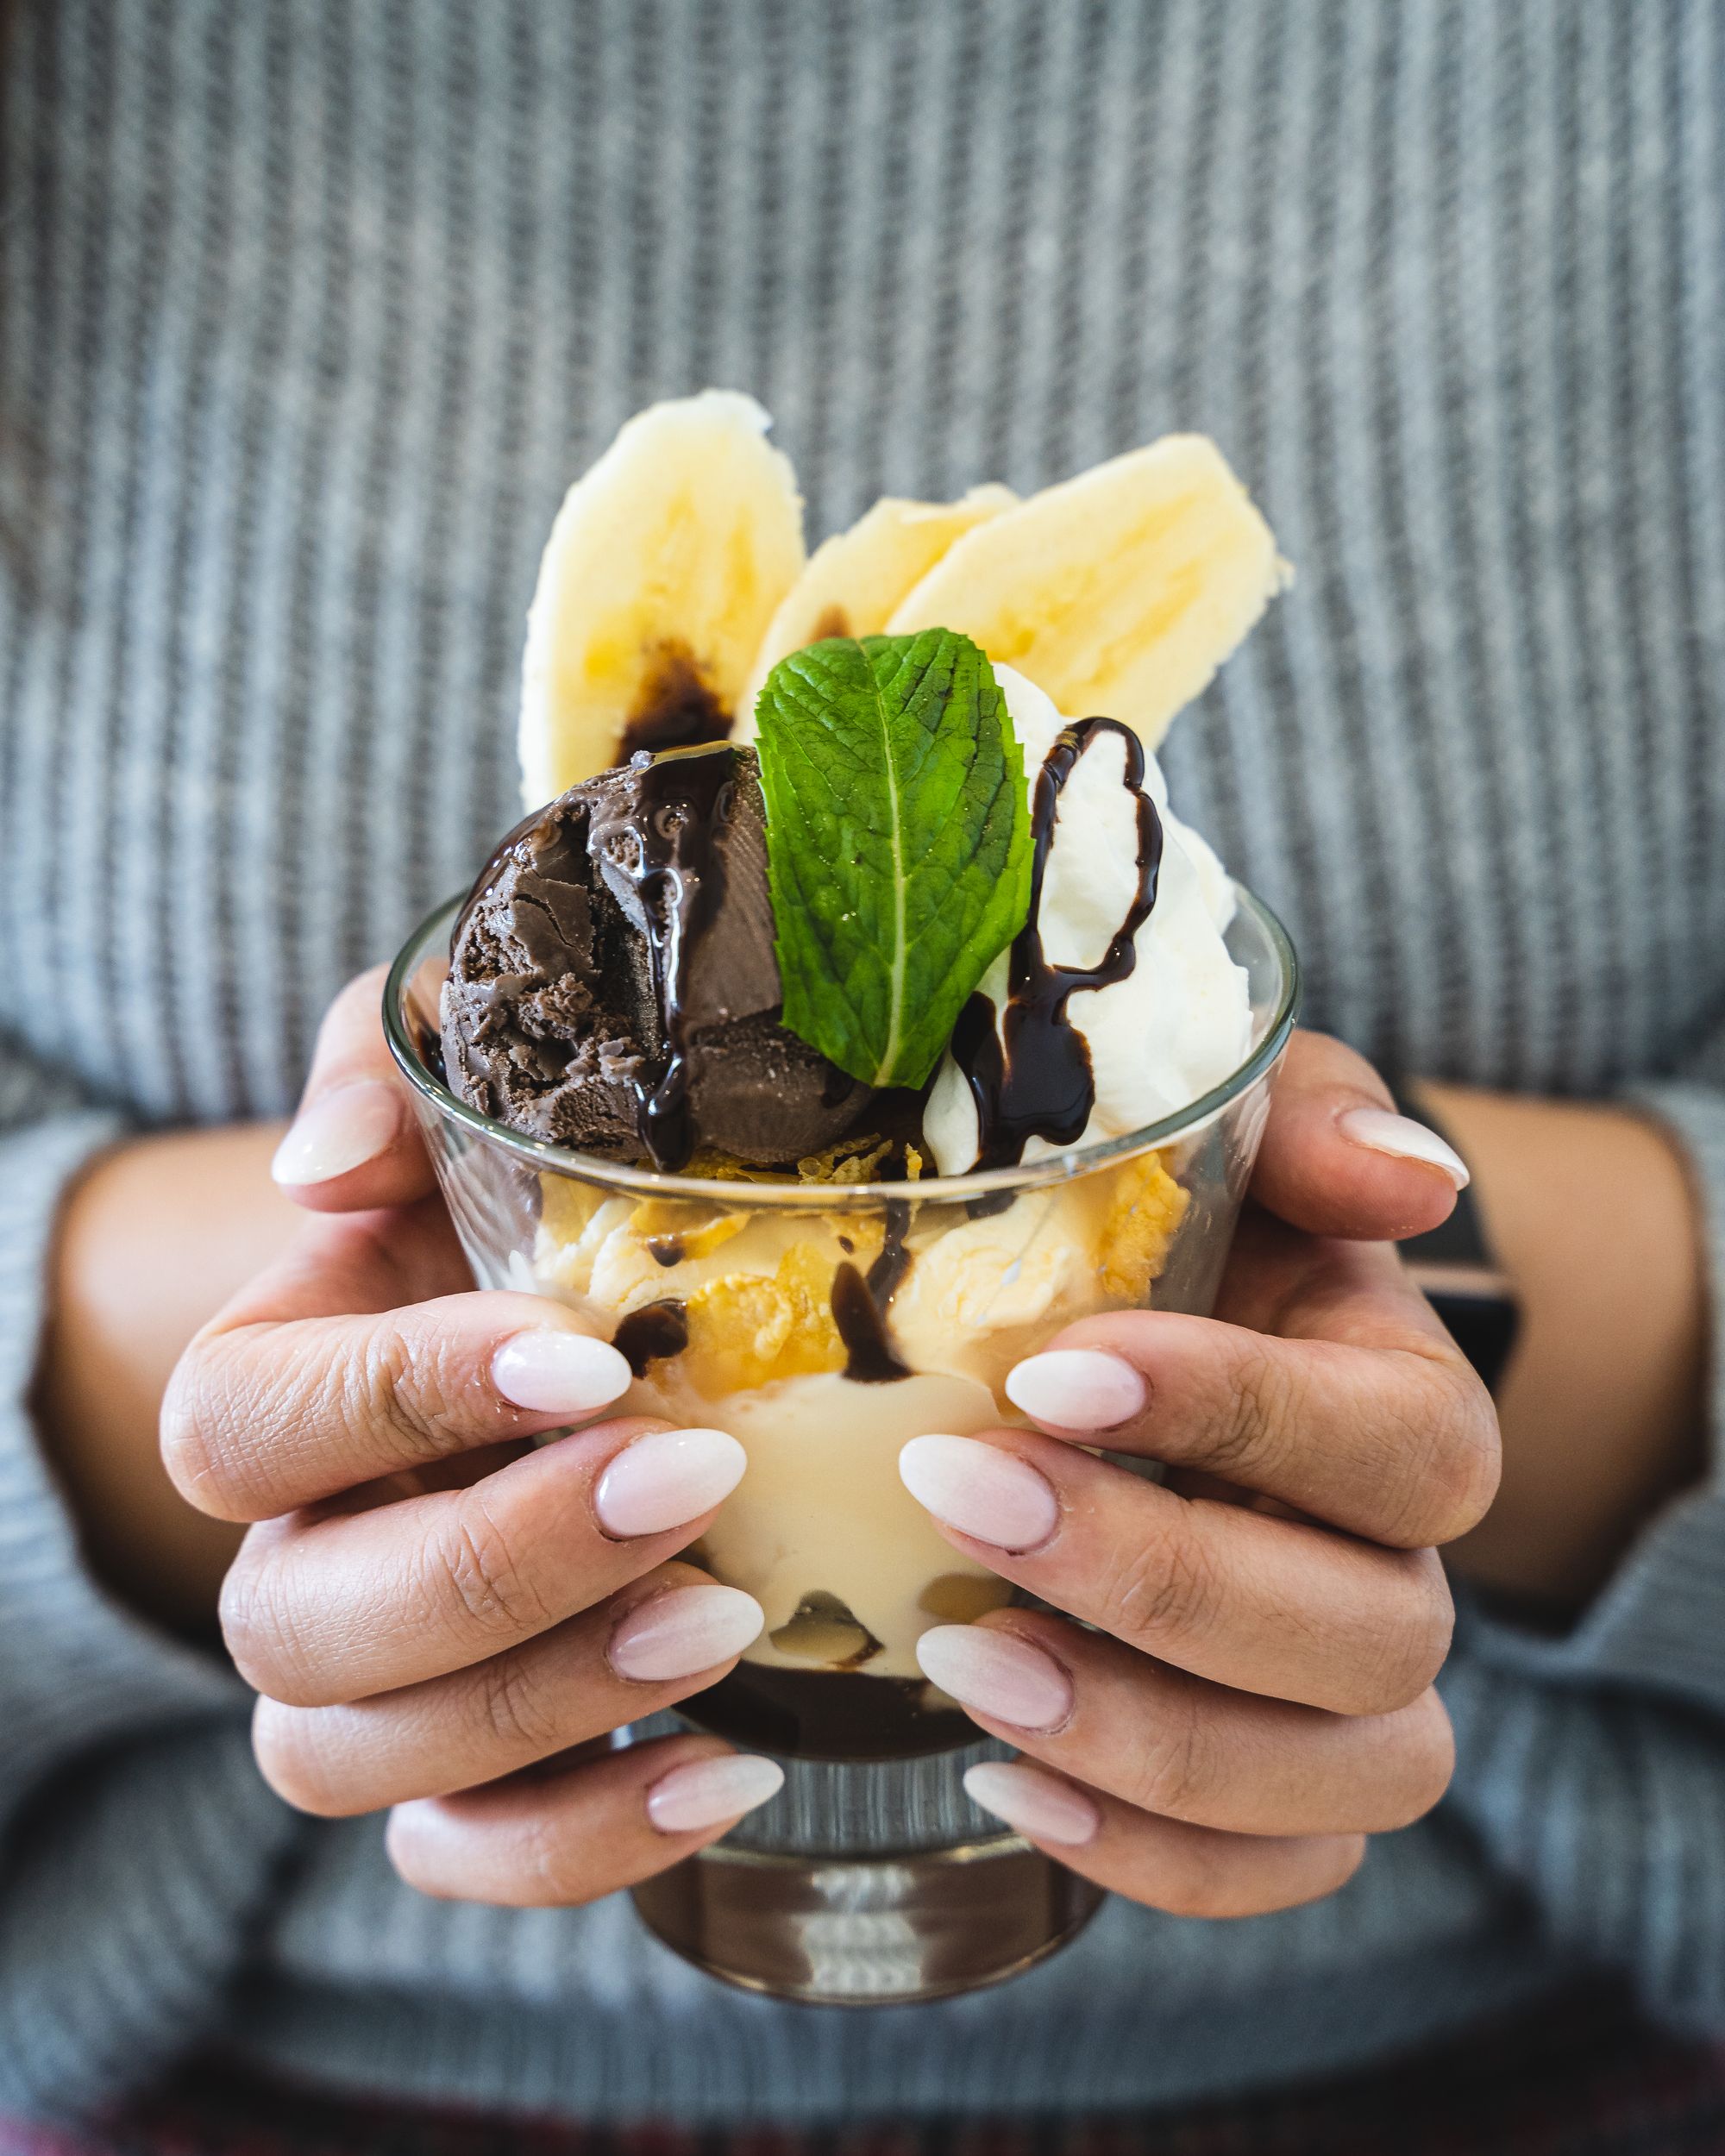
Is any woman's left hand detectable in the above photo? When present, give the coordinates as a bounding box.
[900,1028,1500,1919]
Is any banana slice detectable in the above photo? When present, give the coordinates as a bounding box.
[734,485,1016,736]
[886,435,1289,751]
[518,391,805,808]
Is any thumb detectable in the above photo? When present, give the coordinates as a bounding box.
[271,966,437,1213]
[1250,1029,1469,1242]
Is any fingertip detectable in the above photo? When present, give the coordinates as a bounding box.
[1255,1094,1465,1242]
[272,1086,436,1213]
[644,1751,784,1835]
[491,1328,633,1418]
[272,1078,405,1187]
[1336,1108,1470,1191]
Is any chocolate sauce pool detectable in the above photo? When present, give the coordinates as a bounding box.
[828,1196,913,1382]
[688,1665,973,1762]
[612,1299,690,1376]
[951,717,1164,1169]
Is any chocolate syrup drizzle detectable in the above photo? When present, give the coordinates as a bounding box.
[950,718,1164,1170]
[829,1197,913,1382]
[612,1299,690,1376]
[587,745,735,1171]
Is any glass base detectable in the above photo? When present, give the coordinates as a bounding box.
[631,1833,1104,2006]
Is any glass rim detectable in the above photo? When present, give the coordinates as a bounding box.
[383,882,1301,1206]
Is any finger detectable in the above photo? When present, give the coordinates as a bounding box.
[961,1761,1366,1921]
[386,1735,784,1907]
[163,1286,635,1520]
[920,1612,1456,1834]
[251,1564,765,1816]
[271,967,436,1214]
[223,1418,748,1705]
[902,1426,1451,1714]
[1001,1238,1500,1548]
[1251,1029,1467,1241]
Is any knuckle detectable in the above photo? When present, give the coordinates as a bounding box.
[1399,1691,1458,1823]
[220,1530,363,1709]
[1389,1364,1501,1547]
[1207,1340,1292,1482]
[436,1494,557,1643]
[218,1540,293,1695]
[382,1811,450,1900]
[1345,1550,1456,1714]
[1125,1685,1211,1821]
[471,1648,566,1761]
[159,1340,254,1519]
[513,1811,611,1908]
[1153,1842,1252,1921]
[251,1700,354,1818]
[1103,1524,1227,1658]
[1289,1835,1368,1911]
[361,1319,486,1464]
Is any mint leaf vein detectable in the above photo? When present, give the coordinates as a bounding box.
[754,629,1032,1092]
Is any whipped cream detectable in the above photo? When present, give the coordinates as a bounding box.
[924,667,1251,1176]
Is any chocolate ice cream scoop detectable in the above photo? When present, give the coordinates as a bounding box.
[441,743,872,1169]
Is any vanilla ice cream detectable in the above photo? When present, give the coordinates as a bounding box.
[924,668,1252,1176]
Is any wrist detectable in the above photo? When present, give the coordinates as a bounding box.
[1411,1081,1707,1614]
[35,1123,298,1635]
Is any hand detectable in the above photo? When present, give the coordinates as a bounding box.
[898,1031,1499,1920]
[163,970,787,1906]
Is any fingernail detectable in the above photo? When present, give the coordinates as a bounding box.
[492,1330,632,1417]
[917,1625,1073,1731]
[646,1753,785,1834]
[608,1584,765,1683]
[899,1434,1058,1551]
[963,1761,1100,1847]
[271,1081,403,1187]
[1006,1349,1146,1432]
[595,1427,746,1539]
[1339,1108,1470,1188]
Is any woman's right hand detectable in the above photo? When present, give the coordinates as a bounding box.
[162,970,784,1905]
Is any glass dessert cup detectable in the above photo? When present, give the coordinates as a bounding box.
[386,886,1297,2006]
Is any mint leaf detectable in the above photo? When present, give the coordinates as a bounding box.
[754,629,1031,1091]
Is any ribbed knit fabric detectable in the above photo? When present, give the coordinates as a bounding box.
[0,0,1721,2128]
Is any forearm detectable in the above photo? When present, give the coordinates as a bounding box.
[1417,1082,1708,1614]
[34,1122,301,1634]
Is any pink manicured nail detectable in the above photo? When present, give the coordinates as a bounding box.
[899,1434,1058,1550]
[646,1753,785,1834]
[917,1625,1073,1731]
[271,1081,403,1186]
[491,1330,632,1417]
[608,1584,764,1683]
[595,1427,746,1538]
[963,1761,1100,1847]
[1339,1108,1470,1188]
[1006,1349,1146,1432]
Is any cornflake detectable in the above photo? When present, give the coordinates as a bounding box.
[681,1242,849,1392]
[1098,1151,1189,1300]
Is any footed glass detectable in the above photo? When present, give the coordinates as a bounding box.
[386,887,1297,2005]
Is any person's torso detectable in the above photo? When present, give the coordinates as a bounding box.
[2,0,1720,1129]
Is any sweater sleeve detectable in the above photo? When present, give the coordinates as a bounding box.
[0,1044,302,2118]
[1438,1074,1725,2037]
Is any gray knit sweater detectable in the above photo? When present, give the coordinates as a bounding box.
[1,0,1722,2126]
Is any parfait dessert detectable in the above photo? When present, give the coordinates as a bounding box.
[415,391,1293,1776]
